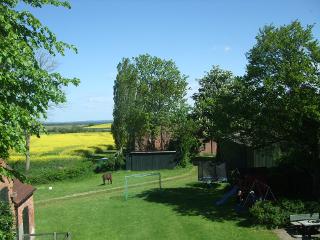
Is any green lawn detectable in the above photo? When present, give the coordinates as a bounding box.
[34,167,278,240]
[34,167,194,202]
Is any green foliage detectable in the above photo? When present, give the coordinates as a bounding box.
[112,54,189,155]
[250,201,286,228]
[0,0,79,159]
[112,58,137,152]
[94,153,125,173]
[242,21,320,152]
[192,66,236,147]
[0,201,15,240]
[169,111,201,166]
[47,125,110,134]
[192,21,320,178]
[114,152,125,170]
[106,145,115,150]
[11,159,93,184]
[0,165,26,182]
[250,199,320,228]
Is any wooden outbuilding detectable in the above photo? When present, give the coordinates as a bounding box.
[0,159,36,240]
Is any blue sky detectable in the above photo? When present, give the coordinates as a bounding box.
[23,0,320,122]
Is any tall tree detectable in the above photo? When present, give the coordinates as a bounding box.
[112,58,137,152]
[134,54,188,150]
[24,52,58,172]
[192,66,237,159]
[112,54,188,155]
[242,21,320,195]
[0,0,79,160]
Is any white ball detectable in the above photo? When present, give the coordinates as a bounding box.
[48,186,53,190]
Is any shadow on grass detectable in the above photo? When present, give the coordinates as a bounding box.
[137,182,252,227]
[74,146,115,161]
[73,149,93,158]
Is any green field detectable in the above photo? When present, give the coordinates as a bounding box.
[34,168,277,240]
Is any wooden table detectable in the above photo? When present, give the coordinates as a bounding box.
[298,220,320,238]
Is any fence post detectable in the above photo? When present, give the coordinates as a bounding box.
[124,177,128,200]
[54,232,57,240]
[159,173,162,189]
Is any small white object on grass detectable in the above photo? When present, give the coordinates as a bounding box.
[48,186,53,190]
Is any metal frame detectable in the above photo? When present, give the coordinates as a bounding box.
[124,172,162,200]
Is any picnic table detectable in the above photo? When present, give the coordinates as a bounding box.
[298,219,320,238]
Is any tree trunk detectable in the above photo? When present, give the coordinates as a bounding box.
[215,139,221,162]
[25,131,31,172]
[160,125,163,150]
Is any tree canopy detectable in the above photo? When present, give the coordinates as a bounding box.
[192,66,235,142]
[112,54,189,154]
[0,0,79,158]
[243,21,320,160]
[193,21,320,173]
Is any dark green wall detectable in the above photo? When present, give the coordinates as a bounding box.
[126,152,177,170]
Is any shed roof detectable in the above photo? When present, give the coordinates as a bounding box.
[12,179,36,206]
[129,151,176,155]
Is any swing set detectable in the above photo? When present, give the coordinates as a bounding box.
[241,179,276,207]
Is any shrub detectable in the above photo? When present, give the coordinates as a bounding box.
[94,147,105,154]
[94,153,125,173]
[0,202,16,240]
[25,160,93,184]
[107,145,115,150]
[250,199,320,228]
[114,152,125,170]
[250,201,286,228]
[94,157,115,173]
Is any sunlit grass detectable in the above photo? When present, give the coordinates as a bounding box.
[35,171,277,240]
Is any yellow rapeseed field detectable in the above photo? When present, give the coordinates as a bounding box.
[85,123,112,129]
[10,132,115,162]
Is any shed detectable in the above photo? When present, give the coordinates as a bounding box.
[126,151,177,170]
[0,159,36,240]
[219,139,281,174]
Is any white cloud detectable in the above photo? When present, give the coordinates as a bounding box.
[224,46,231,52]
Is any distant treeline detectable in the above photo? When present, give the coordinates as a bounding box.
[44,120,112,126]
[46,125,111,134]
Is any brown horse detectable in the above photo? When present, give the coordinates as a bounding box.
[102,173,112,185]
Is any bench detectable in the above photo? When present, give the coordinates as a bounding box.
[290,213,320,226]
[290,213,320,236]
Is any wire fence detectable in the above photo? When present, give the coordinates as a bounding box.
[23,232,71,240]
